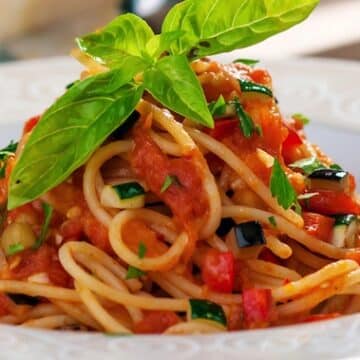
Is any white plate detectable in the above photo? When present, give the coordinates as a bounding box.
[0,56,360,359]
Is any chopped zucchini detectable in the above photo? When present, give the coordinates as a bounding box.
[308,169,349,192]
[189,299,227,328]
[100,182,145,209]
[331,215,358,248]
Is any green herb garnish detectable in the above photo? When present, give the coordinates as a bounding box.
[126,266,145,279]
[160,175,179,193]
[292,113,310,125]
[270,159,297,210]
[268,216,277,227]
[8,0,319,210]
[232,98,256,138]
[239,79,273,98]
[6,243,25,256]
[33,203,53,249]
[138,242,147,259]
[208,95,226,117]
[233,59,259,67]
[289,157,326,176]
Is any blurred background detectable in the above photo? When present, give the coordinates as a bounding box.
[0,0,359,62]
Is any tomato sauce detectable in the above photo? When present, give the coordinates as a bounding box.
[131,128,209,248]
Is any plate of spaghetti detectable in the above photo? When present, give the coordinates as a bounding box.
[1,0,360,359]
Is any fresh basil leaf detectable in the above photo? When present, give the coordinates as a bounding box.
[6,243,25,256]
[292,113,310,125]
[163,0,319,58]
[146,30,186,58]
[138,242,147,259]
[8,70,144,210]
[232,98,255,138]
[270,158,297,210]
[233,58,259,67]
[33,203,53,249]
[208,95,226,117]
[126,266,145,279]
[65,81,79,90]
[0,166,5,179]
[160,175,180,193]
[289,157,325,176]
[239,79,273,97]
[144,55,213,127]
[77,13,154,68]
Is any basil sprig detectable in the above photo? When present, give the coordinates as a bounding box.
[8,0,319,209]
[270,159,298,210]
[162,0,319,59]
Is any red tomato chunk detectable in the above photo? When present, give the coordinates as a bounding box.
[202,249,235,293]
[242,288,273,328]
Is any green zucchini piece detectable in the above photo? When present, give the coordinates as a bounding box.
[334,214,357,226]
[113,182,145,199]
[189,299,227,327]
[238,79,273,97]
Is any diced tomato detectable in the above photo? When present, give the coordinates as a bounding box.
[348,174,356,193]
[133,311,180,334]
[82,210,112,253]
[302,212,335,242]
[60,218,83,240]
[282,126,303,164]
[10,245,52,280]
[48,260,72,288]
[0,293,17,316]
[23,115,41,134]
[202,249,235,293]
[258,247,280,265]
[302,313,340,323]
[205,119,239,140]
[242,288,273,328]
[249,69,271,85]
[303,190,360,215]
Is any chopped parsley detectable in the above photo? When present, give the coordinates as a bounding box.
[126,266,145,279]
[208,95,226,117]
[160,175,180,193]
[268,216,277,227]
[6,243,25,256]
[270,159,298,210]
[232,98,256,138]
[292,113,310,126]
[33,203,53,249]
[138,242,147,259]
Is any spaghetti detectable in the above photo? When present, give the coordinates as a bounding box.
[0,56,360,335]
